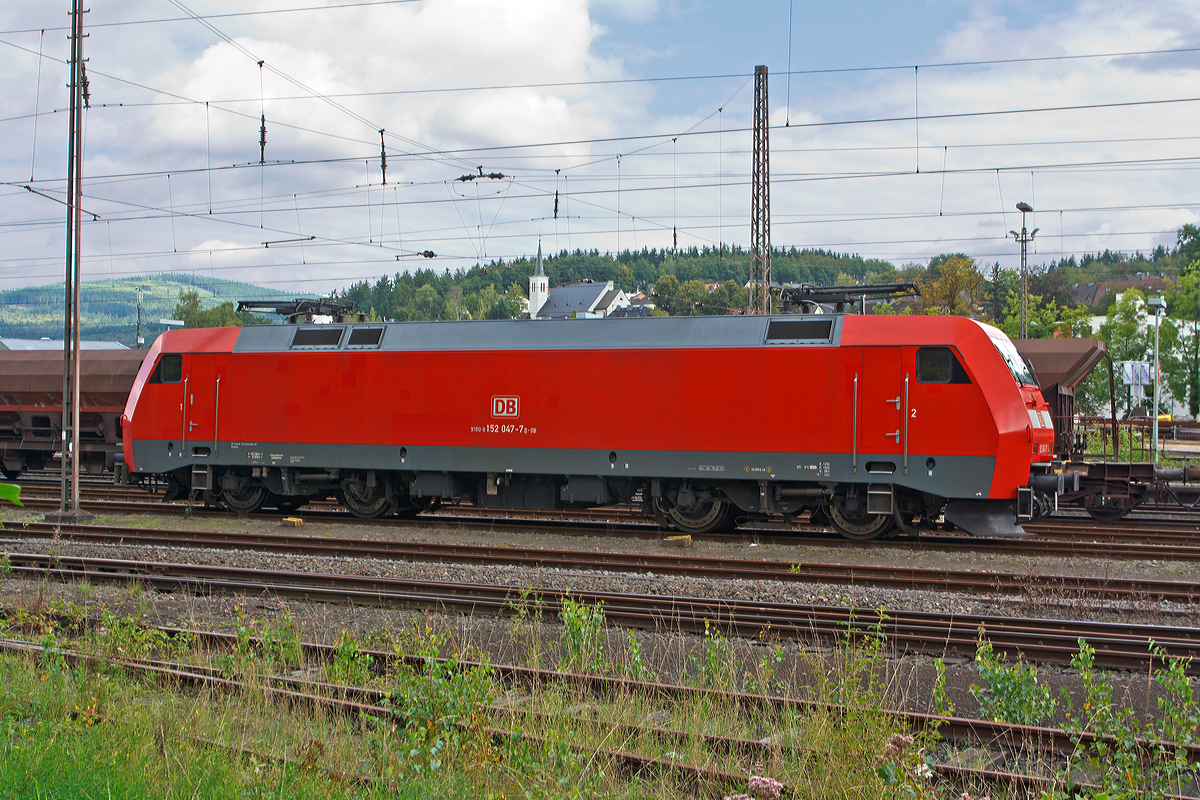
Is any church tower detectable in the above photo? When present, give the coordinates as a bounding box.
[528,242,549,318]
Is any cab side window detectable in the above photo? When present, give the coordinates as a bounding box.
[916,347,971,384]
[148,354,183,384]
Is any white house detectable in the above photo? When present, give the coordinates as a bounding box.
[534,280,630,319]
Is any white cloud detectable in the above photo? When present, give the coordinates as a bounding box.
[1,0,1199,292]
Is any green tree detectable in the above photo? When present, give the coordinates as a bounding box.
[1169,264,1200,418]
[409,284,442,321]
[653,274,680,315]
[673,280,709,316]
[1178,224,1200,265]
[701,280,746,315]
[443,286,465,320]
[998,291,1092,340]
[504,282,527,317]
[172,290,253,328]
[1096,289,1181,418]
[916,254,985,316]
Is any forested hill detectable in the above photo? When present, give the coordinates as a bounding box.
[0,273,289,345]
[339,242,1188,323]
[0,238,1189,343]
[341,245,900,321]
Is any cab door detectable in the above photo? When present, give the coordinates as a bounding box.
[143,352,186,456]
[859,347,904,460]
[181,353,223,458]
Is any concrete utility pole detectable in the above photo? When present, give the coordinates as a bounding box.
[1009,202,1038,339]
[748,65,772,314]
[136,288,144,348]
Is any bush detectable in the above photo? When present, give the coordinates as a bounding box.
[970,631,1055,726]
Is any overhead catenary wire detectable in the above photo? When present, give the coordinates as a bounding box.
[1,196,1195,278]
[28,28,43,182]
[160,0,476,172]
[4,21,1195,93]
[2,21,1198,298]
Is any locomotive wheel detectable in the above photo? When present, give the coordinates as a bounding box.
[222,484,267,514]
[0,466,20,481]
[653,497,733,534]
[340,478,393,519]
[827,502,894,541]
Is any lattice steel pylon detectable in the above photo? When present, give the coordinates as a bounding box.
[748,65,772,315]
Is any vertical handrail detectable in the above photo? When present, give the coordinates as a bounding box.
[213,375,220,456]
[181,376,188,456]
[903,373,909,474]
[852,373,858,474]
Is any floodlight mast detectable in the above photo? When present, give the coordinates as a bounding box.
[1013,202,1039,339]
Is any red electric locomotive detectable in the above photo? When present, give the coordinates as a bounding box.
[120,311,1063,539]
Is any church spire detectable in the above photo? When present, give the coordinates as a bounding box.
[529,241,549,318]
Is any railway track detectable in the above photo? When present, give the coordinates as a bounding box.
[3,519,1200,605]
[6,612,1197,771]
[0,634,1079,797]
[5,551,1198,671]
[0,637,755,793]
[9,489,1200,565]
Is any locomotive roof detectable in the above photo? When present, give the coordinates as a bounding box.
[229,314,843,353]
[179,313,1002,355]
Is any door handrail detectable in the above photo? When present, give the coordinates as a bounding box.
[213,375,220,457]
[181,376,188,456]
[852,373,858,474]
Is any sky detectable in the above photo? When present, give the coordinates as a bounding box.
[0,0,1198,295]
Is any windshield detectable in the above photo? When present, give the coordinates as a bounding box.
[990,335,1039,387]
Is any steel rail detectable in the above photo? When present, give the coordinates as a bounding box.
[5,552,1199,672]
[4,519,1200,604]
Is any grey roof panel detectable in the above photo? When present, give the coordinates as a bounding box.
[535,283,607,317]
[232,314,843,353]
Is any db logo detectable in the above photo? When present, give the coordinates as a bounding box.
[491,396,520,418]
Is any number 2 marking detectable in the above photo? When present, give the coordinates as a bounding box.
[910,408,917,418]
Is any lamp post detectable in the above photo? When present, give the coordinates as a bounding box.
[1149,296,1166,463]
[1009,202,1039,339]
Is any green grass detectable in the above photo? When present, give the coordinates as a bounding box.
[0,601,1025,799]
[0,656,435,800]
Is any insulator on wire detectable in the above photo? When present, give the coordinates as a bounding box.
[80,62,90,109]
[380,130,387,185]
[553,191,559,219]
[259,114,267,165]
